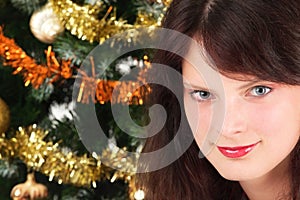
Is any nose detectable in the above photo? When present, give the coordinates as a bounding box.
[219,98,248,137]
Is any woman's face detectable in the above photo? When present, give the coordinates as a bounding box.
[182,51,300,181]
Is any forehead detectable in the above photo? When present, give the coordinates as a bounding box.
[182,42,261,85]
[182,42,218,80]
[182,57,227,94]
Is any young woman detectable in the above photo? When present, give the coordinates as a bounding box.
[137,0,300,199]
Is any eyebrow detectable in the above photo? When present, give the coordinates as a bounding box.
[183,79,263,92]
[183,82,217,93]
[236,79,262,90]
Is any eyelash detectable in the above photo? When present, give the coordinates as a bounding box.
[248,85,272,97]
[189,90,215,102]
[188,85,272,102]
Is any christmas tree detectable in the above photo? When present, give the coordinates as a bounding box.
[0,0,170,199]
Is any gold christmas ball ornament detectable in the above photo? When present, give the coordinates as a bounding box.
[0,98,10,133]
[11,173,48,200]
[29,3,64,44]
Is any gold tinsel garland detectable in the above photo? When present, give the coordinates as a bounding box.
[0,27,150,105]
[49,0,171,43]
[0,125,137,189]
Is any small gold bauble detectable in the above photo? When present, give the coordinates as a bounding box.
[29,3,64,44]
[10,173,48,200]
[0,98,10,133]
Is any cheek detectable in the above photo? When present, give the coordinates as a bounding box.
[183,95,199,135]
[247,101,300,162]
[248,101,300,138]
[246,104,274,135]
[183,95,213,144]
[195,107,213,144]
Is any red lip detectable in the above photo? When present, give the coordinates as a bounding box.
[217,142,260,158]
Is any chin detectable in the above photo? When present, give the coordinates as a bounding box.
[216,167,266,181]
[217,170,243,181]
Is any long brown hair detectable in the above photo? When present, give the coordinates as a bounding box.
[137,0,300,199]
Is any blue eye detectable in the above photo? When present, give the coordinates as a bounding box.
[190,90,215,102]
[249,86,272,96]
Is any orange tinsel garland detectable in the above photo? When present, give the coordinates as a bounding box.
[0,27,149,105]
[0,28,72,89]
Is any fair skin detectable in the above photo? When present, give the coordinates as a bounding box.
[182,47,300,200]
